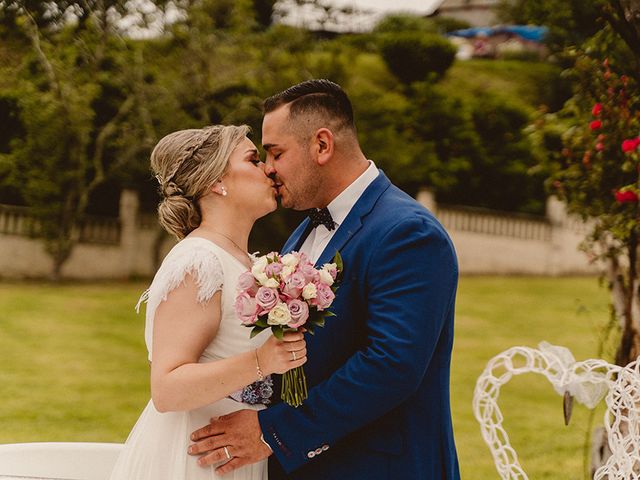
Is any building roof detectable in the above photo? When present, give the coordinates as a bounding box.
[448,25,548,42]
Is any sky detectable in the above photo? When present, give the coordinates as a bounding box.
[279,0,445,31]
[121,0,446,37]
[329,0,442,15]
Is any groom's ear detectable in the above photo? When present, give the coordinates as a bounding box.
[314,128,334,166]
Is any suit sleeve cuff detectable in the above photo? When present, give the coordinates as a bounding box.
[258,405,307,473]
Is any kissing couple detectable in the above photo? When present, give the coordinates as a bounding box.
[108,79,461,480]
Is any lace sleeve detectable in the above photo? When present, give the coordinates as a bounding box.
[135,240,225,359]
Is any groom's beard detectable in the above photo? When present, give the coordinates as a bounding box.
[275,168,321,211]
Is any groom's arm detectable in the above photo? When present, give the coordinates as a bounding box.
[258,215,458,473]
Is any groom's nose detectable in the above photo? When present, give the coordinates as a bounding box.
[264,160,276,177]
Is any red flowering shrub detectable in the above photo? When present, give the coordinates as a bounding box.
[535,55,640,233]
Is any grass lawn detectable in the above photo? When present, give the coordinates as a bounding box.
[0,277,614,479]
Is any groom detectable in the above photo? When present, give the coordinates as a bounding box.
[189,79,461,479]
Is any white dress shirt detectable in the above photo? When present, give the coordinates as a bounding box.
[300,161,379,263]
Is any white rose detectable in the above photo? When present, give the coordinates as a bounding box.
[281,265,295,280]
[302,282,317,300]
[252,255,268,272]
[267,302,291,325]
[263,278,280,289]
[281,253,300,268]
[319,268,334,286]
[251,257,269,286]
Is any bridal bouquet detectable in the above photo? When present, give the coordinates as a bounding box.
[235,251,342,407]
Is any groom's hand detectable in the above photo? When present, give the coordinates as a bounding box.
[188,409,272,475]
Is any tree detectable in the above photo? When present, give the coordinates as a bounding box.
[534,50,640,366]
[0,2,162,279]
[496,0,604,54]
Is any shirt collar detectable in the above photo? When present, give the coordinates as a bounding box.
[325,161,379,229]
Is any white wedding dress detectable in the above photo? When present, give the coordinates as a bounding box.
[108,237,268,480]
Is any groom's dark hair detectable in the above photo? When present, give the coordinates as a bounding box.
[263,79,357,136]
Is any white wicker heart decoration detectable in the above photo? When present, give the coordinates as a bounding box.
[473,342,640,479]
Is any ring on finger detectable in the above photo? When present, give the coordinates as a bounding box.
[291,351,297,361]
[223,446,231,460]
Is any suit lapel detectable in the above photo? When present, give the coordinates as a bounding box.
[315,171,391,267]
[281,218,311,254]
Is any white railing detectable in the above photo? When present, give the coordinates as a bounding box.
[436,205,553,241]
[0,204,121,245]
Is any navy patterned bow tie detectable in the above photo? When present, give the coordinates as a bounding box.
[305,207,335,231]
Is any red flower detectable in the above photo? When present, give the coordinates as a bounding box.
[592,103,602,116]
[622,137,640,153]
[615,190,639,203]
[595,142,604,151]
[589,120,602,130]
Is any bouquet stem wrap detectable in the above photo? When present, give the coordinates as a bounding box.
[282,365,308,407]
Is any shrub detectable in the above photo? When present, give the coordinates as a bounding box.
[377,31,456,84]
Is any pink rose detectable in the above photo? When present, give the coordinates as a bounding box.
[238,271,258,295]
[326,264,338,280]
[313,282,335,311]
[282,271,306,298]
[286,299,309,328]
[265,261,283,278]
[298,262,320,283]
[256,286,279,312]
[235,292,258,325]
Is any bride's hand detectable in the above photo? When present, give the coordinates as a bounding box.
[258,331,307,375]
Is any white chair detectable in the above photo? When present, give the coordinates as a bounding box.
[0,442,122,480]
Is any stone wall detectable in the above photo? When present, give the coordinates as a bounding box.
[0,191,176,280]
[418,190,596,275]
[0,190,597,279]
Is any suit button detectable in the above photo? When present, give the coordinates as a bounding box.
[322,444,329,451]
[307,451,315,458]
[314,448,323,455]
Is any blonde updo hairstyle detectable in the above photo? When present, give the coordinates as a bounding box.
[151,125,250,239]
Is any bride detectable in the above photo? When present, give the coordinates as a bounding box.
[108,125,307,480]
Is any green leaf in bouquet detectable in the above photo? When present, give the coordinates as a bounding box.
[306,322,316,335]
[272,325,284,340]
[306,308,319,323]
[254,317,269,328]
[324,310,336,317]
[333,250,343,272]
[250,325,267,338]
[313,316,325,328]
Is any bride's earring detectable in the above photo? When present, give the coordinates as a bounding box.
[221,186,228,197]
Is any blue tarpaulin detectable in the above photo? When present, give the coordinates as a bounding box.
[447,25,548,42]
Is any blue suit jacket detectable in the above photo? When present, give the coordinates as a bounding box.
[258,171,460,480]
